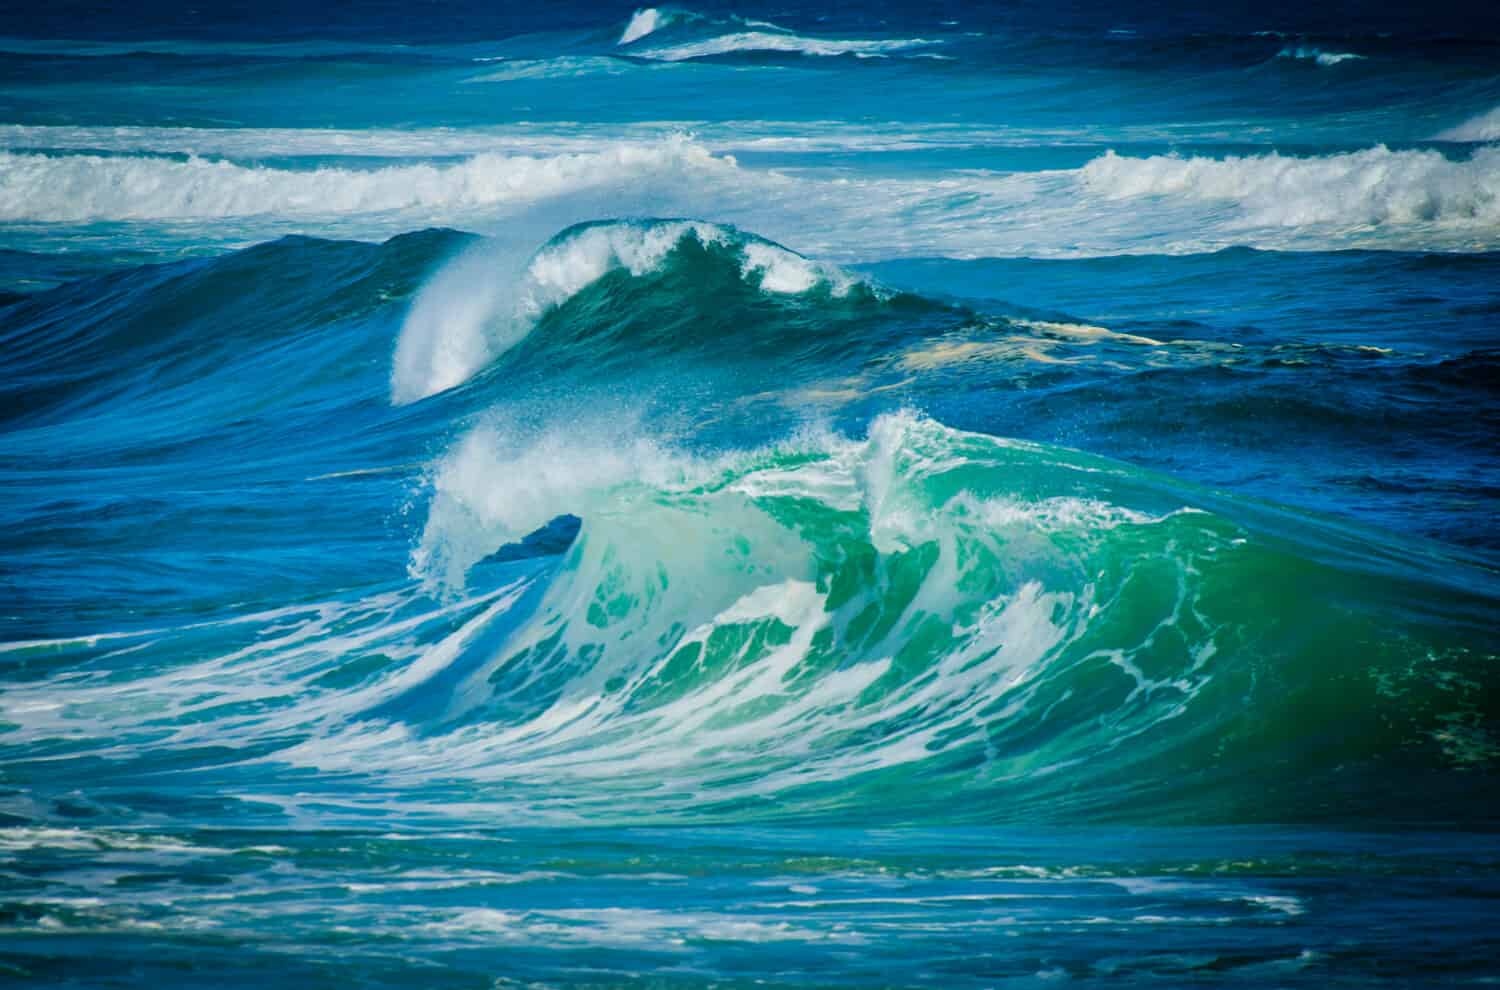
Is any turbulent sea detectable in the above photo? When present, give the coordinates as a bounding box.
[2,1,1499,985]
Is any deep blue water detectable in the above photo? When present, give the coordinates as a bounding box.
[0,2,1498,987]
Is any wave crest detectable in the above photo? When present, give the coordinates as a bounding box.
[619,7,676,45]
[0,138,731,222]
[637,30,937,61]
[391,219,869,404]
[1436,106,1500,143]
[1276,45,1364,66]
[1081,145,1500,230]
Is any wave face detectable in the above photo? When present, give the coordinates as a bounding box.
[394,410,1497,824]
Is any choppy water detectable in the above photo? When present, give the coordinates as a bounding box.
[1,2,1498,986]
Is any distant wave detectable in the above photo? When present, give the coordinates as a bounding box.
[0,123,637,158]
[0,139,734,221]
[1276,45,1365,66]
[4,139,1496,259]
[1436,106,1500,143]
[1081,145,1500,230]
[614,6,941,65]
[637,31,938,60]
[619,7,679,45]
[0,37,436,58]
[0,121,1168,158]
[469,55,644,83]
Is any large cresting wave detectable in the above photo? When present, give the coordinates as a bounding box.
[292,414,1500,823]
[8,410,1490,827]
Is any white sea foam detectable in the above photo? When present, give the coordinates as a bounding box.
[1079,145,1500,230]
[390,240,531,406]
[468,56,643,83]
[619,8,669,45]
[1435,105,1500,143]
[429,905,851,947]
[5,135,1497,260]
[0,139,733,222]
[0,121,1187,158]
[0,123,625,158]
[637,30,936,61]
[412,421,707,587]
[1276,45,1364,66]
[516,219,729,315]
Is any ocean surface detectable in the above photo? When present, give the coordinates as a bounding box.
[1,1,1498,986]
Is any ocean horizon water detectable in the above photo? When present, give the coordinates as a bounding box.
[1,1,1497,986]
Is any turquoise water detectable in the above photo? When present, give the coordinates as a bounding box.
[1,3,1498,986]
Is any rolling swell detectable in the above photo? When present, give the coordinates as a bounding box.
[0,228,468,430]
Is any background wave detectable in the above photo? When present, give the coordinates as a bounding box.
[7,141,1495,260]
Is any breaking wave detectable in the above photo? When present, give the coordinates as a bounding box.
[164,411,1499,824]
[615,5,936,61]
[636,31,938,61]
[1276,46,1365,66]
[4,138,1498,260]
[619,7,681,45]
[0,139,735,222]
[391,218,871,404]
[1437,106,1500,143]
[1080,145,1500,230]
